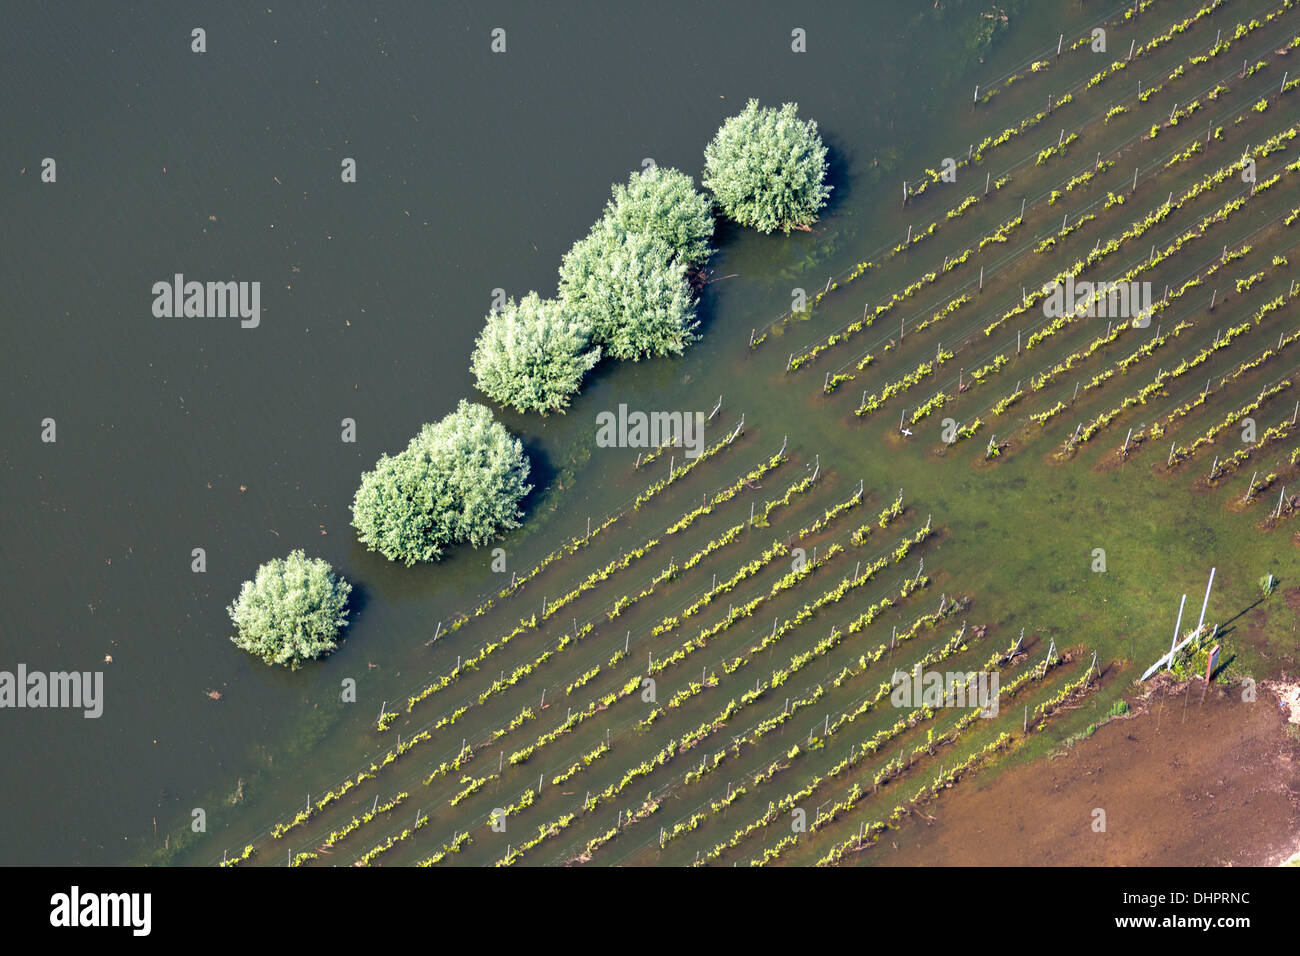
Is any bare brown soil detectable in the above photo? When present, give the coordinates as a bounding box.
[869,677,1300,866]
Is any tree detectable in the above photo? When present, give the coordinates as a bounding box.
[228,550,352,668]
[703,99,832,234]
[470,292,600,414]
[558,217,698,361]
[604,166,715,266]
[351,400,531,565]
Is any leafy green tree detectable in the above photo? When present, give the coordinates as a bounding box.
[604,166,715,266]
[228,550,352,668]
[470,292,600,414]
[351,400,531,565]
[558,217,698,361]
[703,99,832,234]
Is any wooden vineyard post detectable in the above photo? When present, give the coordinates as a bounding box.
[1193,568,1215,649]
[1167,594,1187,672]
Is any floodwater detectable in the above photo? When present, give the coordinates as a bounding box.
[2,0,1295,866]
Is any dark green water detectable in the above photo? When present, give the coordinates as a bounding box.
[0,0,1212,865]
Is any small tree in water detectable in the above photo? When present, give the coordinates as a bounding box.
[558,217,698,361]
[228,550,352,668]
[470,292,600,415]
[703,99,831,234]
[351,400,532,565]
[603,167,715,267]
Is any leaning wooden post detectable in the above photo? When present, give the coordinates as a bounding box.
[1194,568,1216,643]
[1166,594,1187,671]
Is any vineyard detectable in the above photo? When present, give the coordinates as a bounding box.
[205,0,1299,867]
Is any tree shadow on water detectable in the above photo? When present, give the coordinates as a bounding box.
[820,139,852,220]
[518,436,558,524]
[345,581,371,625]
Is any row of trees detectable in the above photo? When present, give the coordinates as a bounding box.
[229,101,831,667]
[471,99,831,414]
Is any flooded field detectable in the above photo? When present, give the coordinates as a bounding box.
[5,0,1300,868]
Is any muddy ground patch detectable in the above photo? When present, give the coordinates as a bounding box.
[868,678,1300,866]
